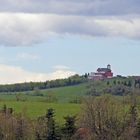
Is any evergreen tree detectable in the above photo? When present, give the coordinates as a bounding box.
[45,108,60,140]
[128,81,132,87]
[62,115,76,140]
[2,104,6,114]
[107,81,110,86]
[124,81,127,86]
[84,73,88,78]
[113,80,116,85]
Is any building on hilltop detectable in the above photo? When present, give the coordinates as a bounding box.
[88,64,113,80]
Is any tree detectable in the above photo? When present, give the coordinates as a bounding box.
[113,80,116,85]
[107,81,110,86]
[86,81,101,96]
[79,96,128,140]
[2,104,7,114]
[62,115,76,140]
[124,81,127,86]
[45,108,60,140]
[84,73,88,78]
[122,92,138,140]
[128,81,132,87]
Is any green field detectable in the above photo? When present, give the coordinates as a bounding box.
[0,84,86,123]
[0,101,81,123]
[0,83,88,102]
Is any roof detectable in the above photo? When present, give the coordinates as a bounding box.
[97,68,111,72]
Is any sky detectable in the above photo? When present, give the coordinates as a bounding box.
[0,0,140,84]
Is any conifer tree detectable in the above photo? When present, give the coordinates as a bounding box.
[107,81,110,86]
[113,80,116,85]
[45,108,61,140]
[62,115,76,140]
[128,81,132,87]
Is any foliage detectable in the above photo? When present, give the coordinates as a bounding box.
[35,108,61,140]
[0,75,87,93]
[62,115,77,140]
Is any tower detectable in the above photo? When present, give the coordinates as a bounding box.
[107,64,111,70]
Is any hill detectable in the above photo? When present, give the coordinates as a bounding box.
[0,83,87,102]
[0,76,139,123]
[0,76,138,102]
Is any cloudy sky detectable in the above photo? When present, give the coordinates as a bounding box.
[0,0,140,84]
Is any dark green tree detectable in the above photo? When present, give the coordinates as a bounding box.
[62,115,76,140]
[128,80,132,87]
[45,108,60,140]
[84,73,88,78]
[124,81,127,86]
[113,80,116,85]
[107,81,110,86]
[2,104,6,114]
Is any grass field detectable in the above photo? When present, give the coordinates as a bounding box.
[29,83,88,102]
[0,101,81,123]
[0,83,88,102]
[0,84,86,123]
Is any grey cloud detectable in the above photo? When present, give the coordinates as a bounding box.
[0,0,140,16]
[0,13,140,46]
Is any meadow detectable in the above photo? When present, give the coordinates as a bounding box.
[0,101,81,123]
[0,84,87,123]
[0,83,87,102]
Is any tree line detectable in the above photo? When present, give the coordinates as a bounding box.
[0,74,87,93]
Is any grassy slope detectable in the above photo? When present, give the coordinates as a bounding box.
[38,83,88,102]
[0,77,135,123]
[0,84,87,123]
[0,83,88,102]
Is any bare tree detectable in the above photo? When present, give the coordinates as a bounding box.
[79,95,128,140]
